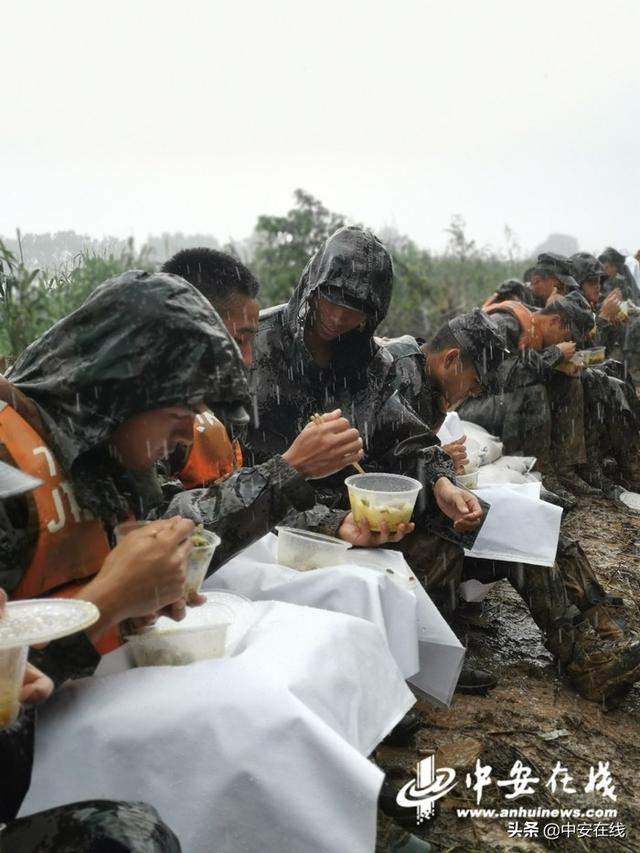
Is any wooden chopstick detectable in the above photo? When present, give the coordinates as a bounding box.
[310,412,365,474]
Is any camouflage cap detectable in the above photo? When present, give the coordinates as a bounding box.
[448,309,510,389]
[550,290,596,346]
[570,252,607,285]
[523,252,579,291]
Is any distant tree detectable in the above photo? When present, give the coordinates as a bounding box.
[252,189,347,306]
[445,215,477,260]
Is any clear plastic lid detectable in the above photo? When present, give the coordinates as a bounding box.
[0,599,100,650]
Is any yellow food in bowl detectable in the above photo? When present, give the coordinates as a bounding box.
[350,494,413,533]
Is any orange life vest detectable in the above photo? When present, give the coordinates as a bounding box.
[483,300,544,352]
[0,402,119,654]
[179,410,243,489]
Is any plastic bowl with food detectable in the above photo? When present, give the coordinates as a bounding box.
[186,527,220,598]
[456,470,479,489]
[0,598,99,729]
[126,591,252,668]
[586,346,606,365]
[276,527,351,571]
[345,473,422,533]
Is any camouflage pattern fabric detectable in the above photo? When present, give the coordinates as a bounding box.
[2,800,181,853]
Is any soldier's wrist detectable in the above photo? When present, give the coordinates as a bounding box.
[76,576,125,639]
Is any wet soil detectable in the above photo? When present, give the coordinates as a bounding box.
[376,495,640,851]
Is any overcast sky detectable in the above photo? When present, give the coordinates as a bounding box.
[2,0,639,255]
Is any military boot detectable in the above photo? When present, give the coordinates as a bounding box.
[577,462,618,497]
[376,812,432,852]
[540,474,578,509]
[557,465,602,497]
[583,603,627,643]
[555,618,640,705]
[617,448,640,493]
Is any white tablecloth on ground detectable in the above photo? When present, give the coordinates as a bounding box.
[209,535,464,706]
[21,601,414,853]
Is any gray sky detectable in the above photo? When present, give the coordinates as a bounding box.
[2,0,639,254]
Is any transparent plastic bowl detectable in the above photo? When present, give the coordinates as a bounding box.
[0,598,99,730]
[345,473,422,533]
[457,471,479,489]
[462,437,481,474]
[0,645,28,729]
[186,530,220,598]
[126,622,229,668]
[125,592,251,667]
[276,526,351,571]
[586,346,606,365]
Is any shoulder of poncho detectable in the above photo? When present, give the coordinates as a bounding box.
[375,334,421,361]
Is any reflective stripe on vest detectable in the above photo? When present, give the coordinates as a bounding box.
[0,403,119,654]
[179,410,243,489]
[483,300,544,352]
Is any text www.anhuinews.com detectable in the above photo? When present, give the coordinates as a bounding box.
[456,806,618,820]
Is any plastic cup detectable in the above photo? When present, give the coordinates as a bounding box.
[0,645,28,729]
[275,527,351,572]
[0,599,99,730]
[457,471,479,489]
[345,473,422,533]
[114,520,150,544]
[462,437,481,474]
[186,529,220,597]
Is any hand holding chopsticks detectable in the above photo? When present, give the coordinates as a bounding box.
[310,411,365,474]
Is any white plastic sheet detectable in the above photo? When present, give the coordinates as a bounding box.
[210,535,464,707]
[22,601,415,853]
[464,482,562,566]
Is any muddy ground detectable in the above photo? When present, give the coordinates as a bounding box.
[376,495,640,852]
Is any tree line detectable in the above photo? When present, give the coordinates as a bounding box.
[0,190,530,364]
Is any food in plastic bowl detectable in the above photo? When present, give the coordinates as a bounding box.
[585,346,606,365]
[186,527,220,598]
[126,592,252,668]
[345,473,422,533]
[456,471,479,489]
[0,646,28,729]
[0,598,99,730]
[276,526,351,571]
[126,622,229,668]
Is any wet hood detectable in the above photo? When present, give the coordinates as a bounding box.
[8,270,249,474]
[284,226,393,349]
